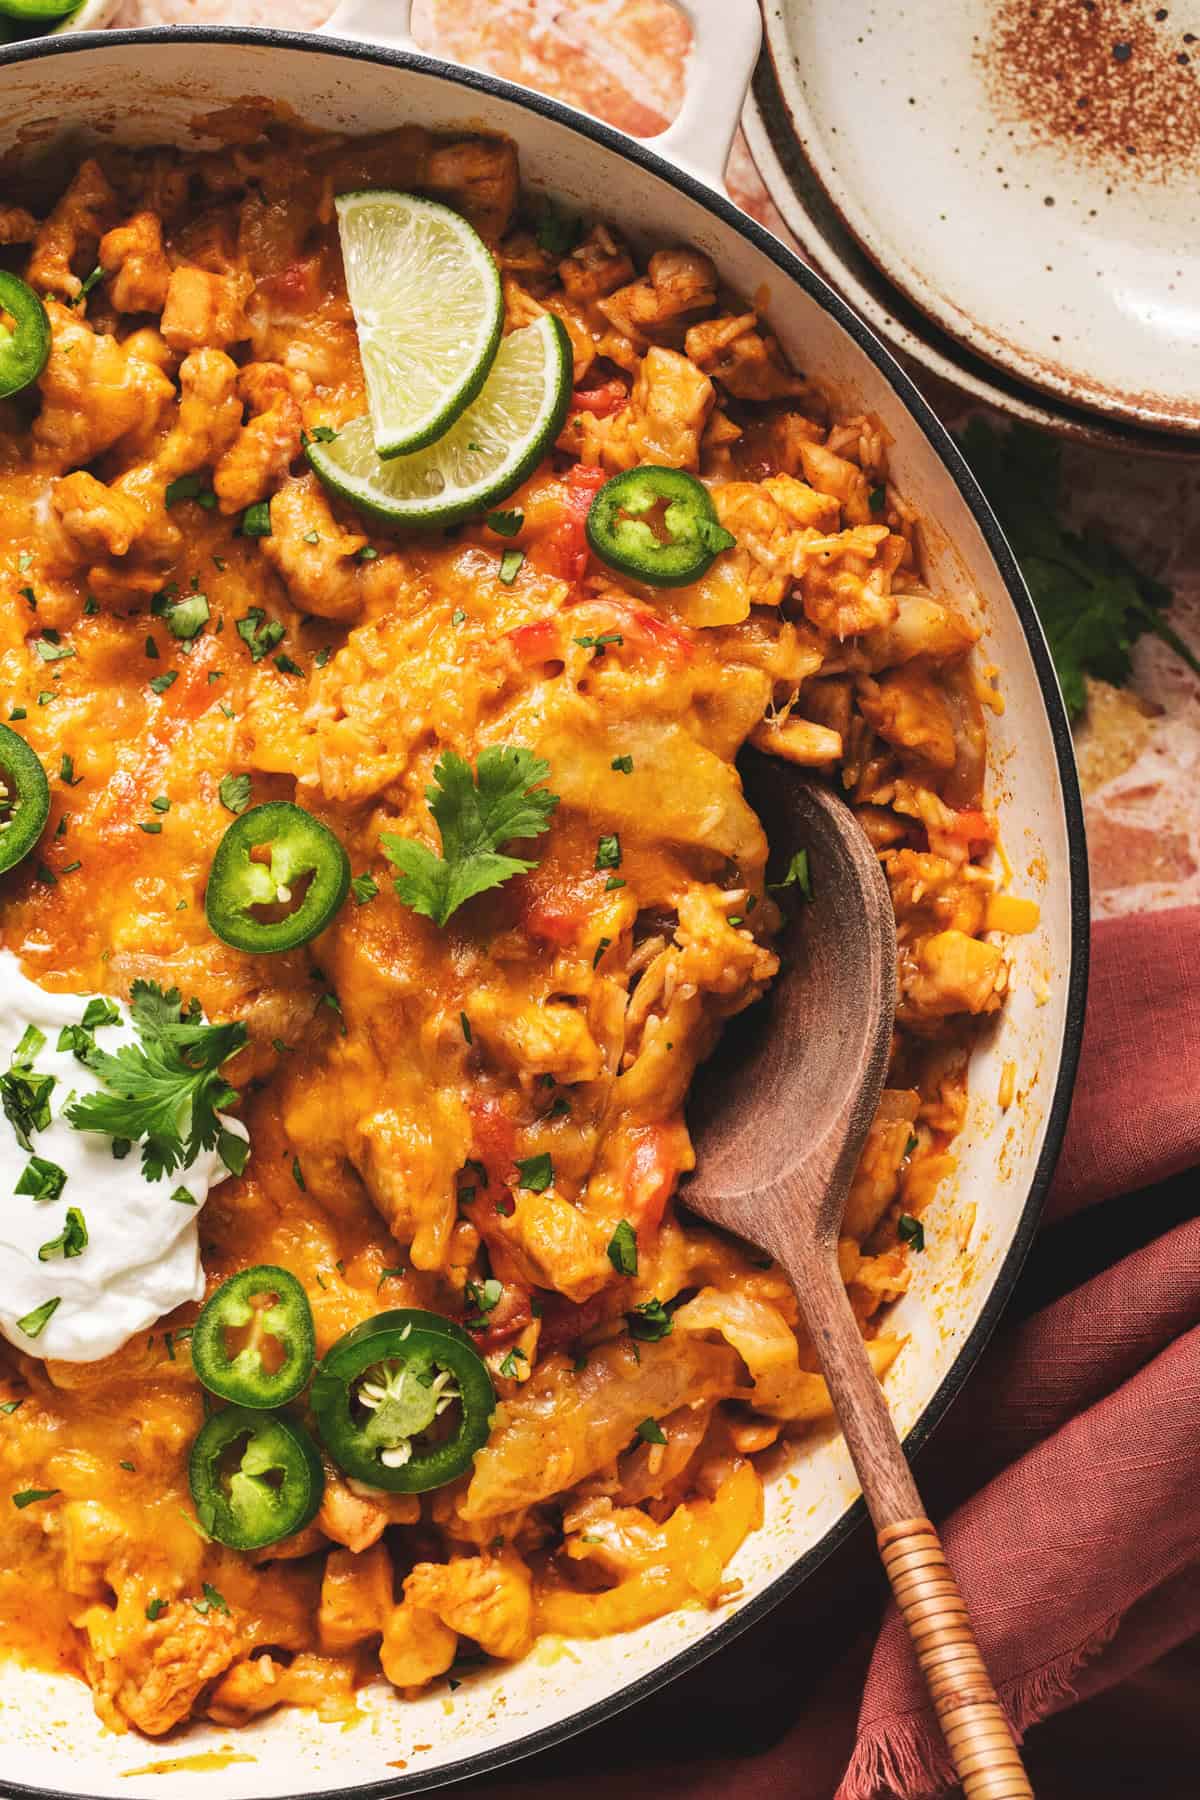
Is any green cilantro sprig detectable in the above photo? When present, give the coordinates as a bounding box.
[960,420,1200,718]
[381,746,558,928]
[65,982,247,1181]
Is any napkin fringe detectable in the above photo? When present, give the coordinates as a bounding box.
[834,1609,1123,1800]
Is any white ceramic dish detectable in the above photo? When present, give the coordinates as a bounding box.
[759,0,1200,437]
[0,4,1088,1795]
[743,54,1200,462]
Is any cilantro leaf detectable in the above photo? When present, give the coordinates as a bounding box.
[627,1297,673,1342]
[236,608,286,663]
[606,1218,638,1276]
[771,848,812,900]
[65,981,246,1181]
[959,419,1200,718]
[381,746,558,928]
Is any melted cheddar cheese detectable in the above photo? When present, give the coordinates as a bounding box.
[0,125,1030,1736]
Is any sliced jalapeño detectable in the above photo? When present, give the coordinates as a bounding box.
[310,1308,495,1493]
[205,800,350,954]
[188,1405,324,1551]
[585,465,735,588]
[191,1264,316,1409]
[0,723,49,875]
[0,273,51,401]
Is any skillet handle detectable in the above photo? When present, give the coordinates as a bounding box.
[320,0,760,195]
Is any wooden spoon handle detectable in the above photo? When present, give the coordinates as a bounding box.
[791,1251,1032,1797]
[878,1517,1032,1799]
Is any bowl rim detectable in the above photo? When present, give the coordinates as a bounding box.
[0,25,1091,1800]
[756,0,1200,439]
[743,54,1200,463]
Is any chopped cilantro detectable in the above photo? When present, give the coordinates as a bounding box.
[64,981,247,1182]
[218,773,252,816]
[498,1346,527,1378]
[485,509,523,537]
[515,1152,553,1192]
[37,1206,87,1262]
[381,746,558,928]
[898,1213,926,1252]
[634,1417,667,1446]
[15,1155,67,1201]
[535,201,581,260]
[606,1218,638,1276]
[15,1297,59,1339]
[241,500,272,538]
[33,638,74,664]
[235,608,285,663]
[771,848,812,900]
[149,671,178,696]
[351,872,379,905]
[627,1297,673,1341]
[610,755,633,774]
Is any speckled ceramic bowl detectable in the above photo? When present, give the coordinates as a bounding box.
[0,3,1088,1795]
[759,0,1200,438]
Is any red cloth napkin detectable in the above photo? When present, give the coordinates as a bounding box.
[470,905,1200,1800]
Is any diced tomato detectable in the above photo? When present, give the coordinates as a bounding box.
[566,595,694,664]
[623,1124,683,1236]
[468,1092,518,1190]
[259,256,321,311]
[515,865,594,947]
[537,1289,612,1353]
[543,463,608,584]
[569,379,628,418]
[505,617,562,666]
[938,807,995,859]
[464,1278,532,1350]
[948,807,994,842]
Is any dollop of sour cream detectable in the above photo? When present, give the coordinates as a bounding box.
[0,951,245,1363]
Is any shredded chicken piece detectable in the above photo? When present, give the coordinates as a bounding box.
[685,311,808,402]
[32,302,175,472]
[99,212,171,313]
[598,249,718,344]
[0,205,38,246]
[213,361,304,513]
[258,472,369,620]
[25,158,115,298]
[425,137,518,239]
[318,1544,394,1652]
[899,929,1007,1023]
[404,1550,534,1660]
[380,1603,457,1690]
[80,1596,237,1736]
[53,471,149,559]
[160,266,254,350]
[207,1652,357,1724]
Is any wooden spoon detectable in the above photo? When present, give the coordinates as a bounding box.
[685,754,1032,1800]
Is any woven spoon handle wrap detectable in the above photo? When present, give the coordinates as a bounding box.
[877,1518,1034,1800]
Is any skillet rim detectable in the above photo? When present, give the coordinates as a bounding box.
[0,26,1091,1800]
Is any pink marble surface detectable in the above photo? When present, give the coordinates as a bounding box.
[108,0,1200,917]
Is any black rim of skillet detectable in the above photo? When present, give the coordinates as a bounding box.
[0,27,1091,1800]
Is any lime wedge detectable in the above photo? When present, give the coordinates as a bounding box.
[307,313,572,529]
[336,189,504,459]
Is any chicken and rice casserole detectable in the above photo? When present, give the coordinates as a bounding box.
[0,123,1033,1736]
